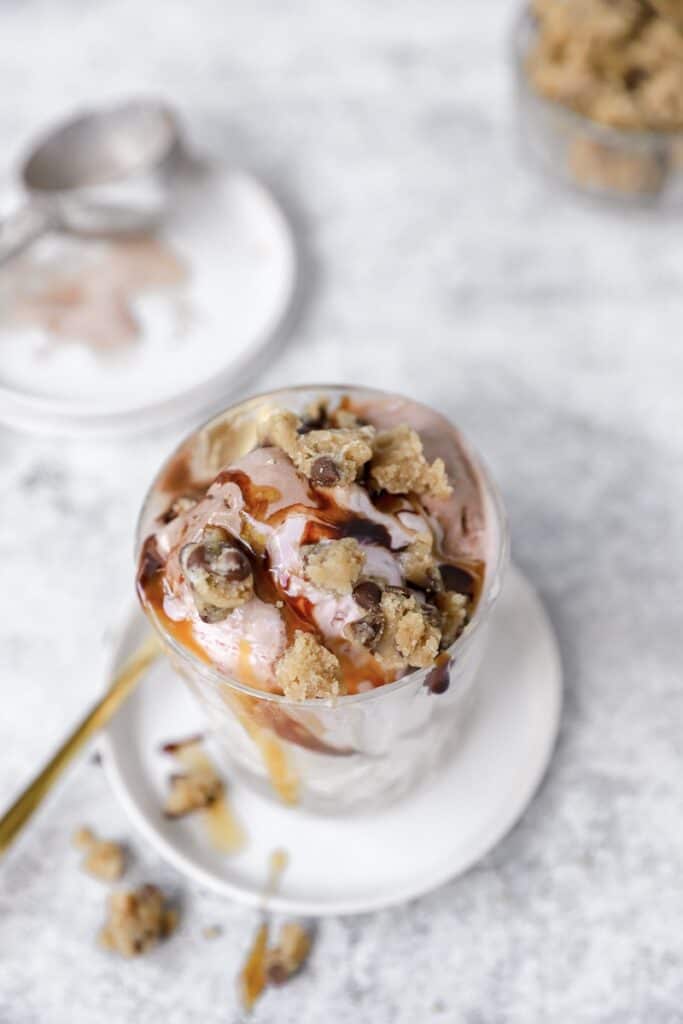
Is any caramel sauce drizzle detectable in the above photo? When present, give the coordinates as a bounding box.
[214,469,281,522]
[228,693,300,805]
[137,541,211,665]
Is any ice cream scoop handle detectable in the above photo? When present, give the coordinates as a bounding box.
[0,633,161,856]
[0,201,54,266]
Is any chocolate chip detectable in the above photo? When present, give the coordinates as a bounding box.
[298,408,327,433]
[349,610,384,649]
[181,543,207,574]
[266,963,290,986]
[624,66,648,91]
[422,602,441,628]
[353,580,382,609]
[182,530,251,582]
[341,517,392,547]
[180,529,253,622]
[425,657,451,694]
[310,456,340,487]
[439,564,475,596]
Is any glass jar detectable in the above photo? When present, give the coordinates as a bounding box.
[513,7,683,205]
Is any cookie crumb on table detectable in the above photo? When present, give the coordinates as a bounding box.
[99,885,177,957]
[72,826,126,882]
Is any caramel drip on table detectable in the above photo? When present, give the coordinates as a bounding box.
[237,848,290,1011]
[238,921,269,1012]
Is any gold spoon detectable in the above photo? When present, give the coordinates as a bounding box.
[0,633,161,856]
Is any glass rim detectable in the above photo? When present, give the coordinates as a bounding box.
[135,383,510,709]
[512,5,683,147]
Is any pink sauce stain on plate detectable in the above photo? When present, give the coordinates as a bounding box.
[2,236,188,352]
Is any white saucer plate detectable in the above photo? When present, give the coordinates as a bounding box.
[0,168,296,435]
[102,564,562,916]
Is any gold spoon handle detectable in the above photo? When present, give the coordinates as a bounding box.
[0,633,161,856]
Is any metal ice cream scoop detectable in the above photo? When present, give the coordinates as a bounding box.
[0,99,183,265]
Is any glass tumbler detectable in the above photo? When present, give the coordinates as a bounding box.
[136,386,509,814]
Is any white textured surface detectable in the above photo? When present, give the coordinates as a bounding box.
[0,1,682,1022]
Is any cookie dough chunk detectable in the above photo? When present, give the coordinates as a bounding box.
[163,764,223,818]
[180,525,253,623]
[264,923,312,986]
[528,0,683,137]
[436,590,468,647]
[275,632,344,700]
[261,409,301,460]
[262,409,374,486]
[639,64,683,128]
[99,885,178,957]
[298,426,375,486]
[303,538,365,594]
[370,425,452,498]
[399,533,439,589]
[377,589,441,670]
[72,827,126,882]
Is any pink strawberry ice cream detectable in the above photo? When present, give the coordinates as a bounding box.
[137,394,490,700]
